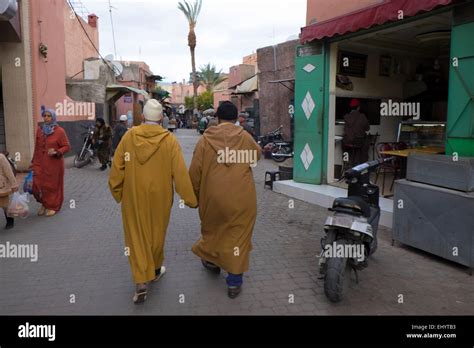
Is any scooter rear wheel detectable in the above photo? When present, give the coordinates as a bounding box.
[324,241,352,303]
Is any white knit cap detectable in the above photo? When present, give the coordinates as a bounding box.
[119,115,128,122]
[143,99,163,121]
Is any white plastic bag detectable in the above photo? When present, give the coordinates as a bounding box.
[7,192,30,219]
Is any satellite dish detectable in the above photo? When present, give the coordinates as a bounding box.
[0,0,18,21]
[104,54,114,61]
[111,61,124,77]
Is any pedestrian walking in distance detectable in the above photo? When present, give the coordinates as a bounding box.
[162,112,169,130]
[93,118,113,171]
[168,117,178,133]
[238,113,254,136]
[112,115,129,154]
[0,152,18,229]
[109,99,198,304]
[189,101,261,299]
[31,108,71,217]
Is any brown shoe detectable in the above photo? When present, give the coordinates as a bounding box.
[228,286,242,299]
[201,259,221,274]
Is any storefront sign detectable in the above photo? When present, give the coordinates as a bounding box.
[123,94,132,103]
[297,44,322,57]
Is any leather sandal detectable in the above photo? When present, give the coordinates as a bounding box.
[133,283,148,304]
[37,206,46,216]
[45,210,57,217]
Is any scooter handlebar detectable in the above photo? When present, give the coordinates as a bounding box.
[342,157,396,180]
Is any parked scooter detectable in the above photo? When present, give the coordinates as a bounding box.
[74,125,96,168]
[319,157,394,302]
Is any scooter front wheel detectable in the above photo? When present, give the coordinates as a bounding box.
[324,241,352,303]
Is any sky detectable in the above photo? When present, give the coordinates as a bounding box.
[79,0,307,83]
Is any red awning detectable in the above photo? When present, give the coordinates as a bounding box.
[301,0,453,43]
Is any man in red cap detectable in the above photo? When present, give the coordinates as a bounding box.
[342,99,370,167]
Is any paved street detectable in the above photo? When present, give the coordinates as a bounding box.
[0,129,472,315]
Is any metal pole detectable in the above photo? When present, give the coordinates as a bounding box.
[108,0,118,58]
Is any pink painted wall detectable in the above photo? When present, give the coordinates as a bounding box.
[115,97,134,120]
[114,61,156,122]
[306,0,383,25]
[115,81,139,121]
[170,82,206,106]
[64,6,99,79]
[228,64,256,88]
[30,0,67,123]
[213,78,230,109]
[30,0,97,124]
[243,53,258,68]
[119,61,153,90]
[214,53,258,112]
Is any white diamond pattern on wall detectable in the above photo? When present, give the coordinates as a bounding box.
[303,63,316,73]
[300,143,314,171]
[302,91,315,120]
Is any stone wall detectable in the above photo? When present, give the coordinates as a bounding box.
[257,39,298,140]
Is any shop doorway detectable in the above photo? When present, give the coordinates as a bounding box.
[328,10,453,196]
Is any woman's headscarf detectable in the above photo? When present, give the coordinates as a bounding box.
[41,107,58,136]
[96,118,105,128]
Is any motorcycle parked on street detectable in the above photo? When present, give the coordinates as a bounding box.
[256,125,284,149]
[270,141,293,162]
[319,157,394,302]
[74,125,96,168]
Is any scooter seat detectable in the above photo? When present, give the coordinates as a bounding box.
[332,196,371,217]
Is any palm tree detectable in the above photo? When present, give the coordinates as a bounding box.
[178,0,203,112]
[198,63,228,92]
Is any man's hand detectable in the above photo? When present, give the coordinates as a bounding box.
[11,186,19,193]
[186,199,199,209]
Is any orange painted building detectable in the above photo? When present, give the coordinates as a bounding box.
[306,0,383,25]
[214,53,258,113]
[170,81,206,106]
[114,61,157,121]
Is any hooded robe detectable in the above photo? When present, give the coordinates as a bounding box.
[189,122,261,274]
[109,124,197,284]
[94,124,113,165]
